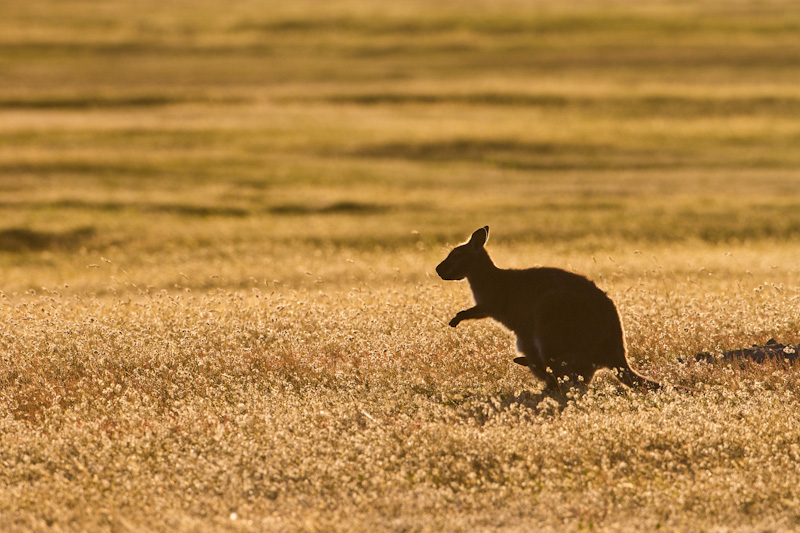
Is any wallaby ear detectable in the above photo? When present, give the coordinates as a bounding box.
[468,226,489,248]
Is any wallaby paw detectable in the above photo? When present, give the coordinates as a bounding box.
[449,317,460,327]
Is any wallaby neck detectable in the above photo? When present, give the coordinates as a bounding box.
[465,252,500,288]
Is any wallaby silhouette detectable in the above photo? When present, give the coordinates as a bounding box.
[437,226,662,391]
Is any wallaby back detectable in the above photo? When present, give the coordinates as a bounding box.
[438,226,662,391]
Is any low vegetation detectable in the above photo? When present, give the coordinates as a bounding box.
[2,0,800,531]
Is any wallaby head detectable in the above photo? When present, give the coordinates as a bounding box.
[436,226,491,281]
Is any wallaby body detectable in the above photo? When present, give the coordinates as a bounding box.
[437,226,661,391]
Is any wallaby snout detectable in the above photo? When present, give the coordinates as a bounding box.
[435,261,461,281]
[436,255,469,280]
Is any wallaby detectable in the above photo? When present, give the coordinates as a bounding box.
[437,226,662,391]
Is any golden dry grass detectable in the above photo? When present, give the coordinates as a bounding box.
[3,0,800,531]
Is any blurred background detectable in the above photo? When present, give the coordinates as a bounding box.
[6,6,800,529]
[2,0,800,293]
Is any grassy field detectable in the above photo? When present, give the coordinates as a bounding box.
[3,0,800,530]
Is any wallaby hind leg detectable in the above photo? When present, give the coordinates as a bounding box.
[531,290,658,392]
[515,336,560,390]
[533,307,603,387]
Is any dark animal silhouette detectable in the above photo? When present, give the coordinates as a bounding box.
[694,338,800,364]
[437,226,662,391]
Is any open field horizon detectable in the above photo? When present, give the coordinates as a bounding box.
[3,0,800,531]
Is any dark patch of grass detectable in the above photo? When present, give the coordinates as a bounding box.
[0,93,248,110]
[601,207,800,245]
[347,138,682,171]
[235,13,800,38]
[143,203,250,218]
[351,138,578,159]
[0,200,250,218]
[633,95,800,117]
[0,161,165,178]
[0,95,183,110]
[310,92,800,117]
[535,200,624,212]
[269,201,389,216]
[0,157,242,180]
[316,92,570,107]
[0,226,96,252]
[0,41,274,59]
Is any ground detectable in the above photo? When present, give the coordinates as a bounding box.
[2,1,800,531]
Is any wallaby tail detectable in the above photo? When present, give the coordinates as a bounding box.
[615,367,663,391]
[616,366,694,393]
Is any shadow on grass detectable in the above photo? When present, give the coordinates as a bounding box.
[444,388,575,426]
[0,94,246,110]
[268,201,389,216]
[0,200,250,218]
[347,138,681,170]
[0,226,96,252]
[2,200,388,218]
[316,92,800,117]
